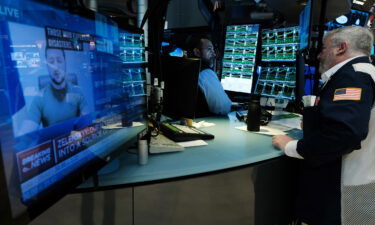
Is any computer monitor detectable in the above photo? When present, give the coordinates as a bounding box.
[0,1,146,224]
[256,26,300,102]
[261,26,300,62]
[254,66,297,100]
[326,9,370,30]
[161,56,202,119]
[221,24,260,96]
[299,0,312,50]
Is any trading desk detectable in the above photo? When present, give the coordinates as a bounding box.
[31,113,301,225]
[79,113,289,188]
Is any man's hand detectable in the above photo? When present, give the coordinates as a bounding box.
[272,135,294,152]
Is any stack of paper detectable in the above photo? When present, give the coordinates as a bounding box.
[149,134,184,153]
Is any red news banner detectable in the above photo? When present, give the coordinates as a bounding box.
[17,124,104,182]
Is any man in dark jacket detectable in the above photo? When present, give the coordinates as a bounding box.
[272,26,375,225]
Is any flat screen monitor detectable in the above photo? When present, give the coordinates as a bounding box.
[254,65,297,100]
[325,9,369,30]
[161,56,201,119]
[299,0,312,50]
[256,26,300,101]
[261,26,300,62]
[0,1,146,224]
[221,24,259,94]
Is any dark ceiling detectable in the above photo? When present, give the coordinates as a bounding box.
[92,0,354,27]
[264,0,304,24]
[264,0,352,24]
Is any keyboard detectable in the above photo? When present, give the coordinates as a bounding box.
[160,122,215,142]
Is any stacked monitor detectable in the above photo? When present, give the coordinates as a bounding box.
[0,0,146,224]
[221,24,259,94]
[261,27,299,62]
[255,66,297,99]
[220,24,302,103]
[255,26,300,100]
[118,31,147,115]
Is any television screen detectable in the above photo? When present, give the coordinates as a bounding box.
[221,24,259,94]
[0,0,146,224]
[299,0,311,50]
[326,9,369,30]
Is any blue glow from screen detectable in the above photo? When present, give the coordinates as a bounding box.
[169,48,183,57]
[0,0,146,218]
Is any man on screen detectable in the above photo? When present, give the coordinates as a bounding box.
[19,48,90,135]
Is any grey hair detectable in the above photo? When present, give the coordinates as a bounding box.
[324,26,374,56]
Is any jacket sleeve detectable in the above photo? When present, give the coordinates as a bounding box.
[296,71,375,167]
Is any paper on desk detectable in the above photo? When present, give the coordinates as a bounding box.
[192,121,215,128]
[177,140,208,148]
[269,116,302,130]
[150,134,184,153]
[102,122,123,129]
[132,122,144,127]
[102,121,144,129]
[235,125,286,136]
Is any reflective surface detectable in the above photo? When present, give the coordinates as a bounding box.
[0,0,146,223]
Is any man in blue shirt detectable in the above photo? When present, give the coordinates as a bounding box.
[192,38,232,115]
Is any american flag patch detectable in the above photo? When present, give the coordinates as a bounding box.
[333,88,362,101]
